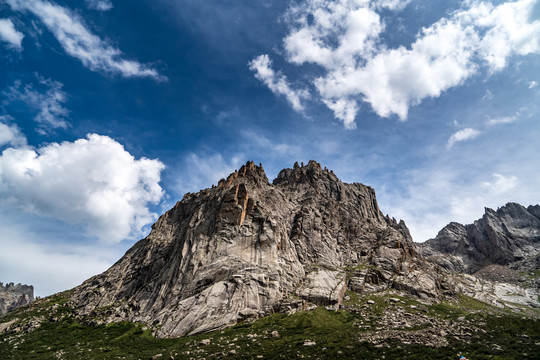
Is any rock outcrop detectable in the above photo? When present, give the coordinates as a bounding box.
[419,203,540,274]
[71,161,450,337]
[0,283,34,315]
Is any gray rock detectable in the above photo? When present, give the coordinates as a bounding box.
[418,203,540,274]
[0,282,34,315]
[70,161,450,338]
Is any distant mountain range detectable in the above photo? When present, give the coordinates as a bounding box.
[0,282,34,315]
[419,203,540,274]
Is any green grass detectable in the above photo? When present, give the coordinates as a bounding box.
[2,293,540,359]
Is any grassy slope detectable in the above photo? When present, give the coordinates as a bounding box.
[1,292,539,360]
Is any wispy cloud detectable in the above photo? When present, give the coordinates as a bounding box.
[4,76,69,134]
[251,0,540,128]
[0,18,24,50]
[372,0,411,11]
[485,114,518,126]
[447,127,480,149]
[380,165,533,242]
[529,80,538,89]
[0,134,165,243]
[6,0,165,80]
[85,0,113,11]
[481,89,494,101]
[482,173,518,195]
[249,54,309,112]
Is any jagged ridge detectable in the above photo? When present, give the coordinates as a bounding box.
[419,202,540,274]
[0,283,34,316]
[71,161,451,337]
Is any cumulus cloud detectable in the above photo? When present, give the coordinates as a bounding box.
[85,0,113,11]
[251,0,540,127]
[0,117,27,147]
[6,0,164,80]
[4,77,69,134]
[447,127,480,149]
[464,0,540,72]
[249,54,309,112]
[0,134,165,243]
[529,81,538,89]
[0,18,24,49]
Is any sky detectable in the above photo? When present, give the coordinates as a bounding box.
[0,0,539,297]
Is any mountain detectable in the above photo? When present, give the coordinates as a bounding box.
[0,283,34,315]
[70,160,451,337]
[2,161,540,359]
[418,203,540,274]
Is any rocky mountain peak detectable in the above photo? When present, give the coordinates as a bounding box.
[217,161,269,188]
[0,282,34,315]
[71,160,451,338]
[419,202,540,273]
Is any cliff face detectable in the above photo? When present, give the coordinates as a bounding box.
[0,283,34,315]
[71,161,450,338]
[419,203,540,274]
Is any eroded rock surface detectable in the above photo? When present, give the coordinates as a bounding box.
[71,161,450,337]
[419,203,540,274]
[0,283,34,316]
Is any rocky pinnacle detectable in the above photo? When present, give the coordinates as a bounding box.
[71,161,450,337]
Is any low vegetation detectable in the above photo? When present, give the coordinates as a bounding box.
[1,291,539,359]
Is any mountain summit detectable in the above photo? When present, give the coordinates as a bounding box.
[419,203,540,274]
[71,161,449,337]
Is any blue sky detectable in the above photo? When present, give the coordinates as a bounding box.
[0,0,539,296]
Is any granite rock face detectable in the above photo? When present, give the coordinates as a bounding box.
[419,203,540,274]
[0,282,34,315]
[71,161,450,337]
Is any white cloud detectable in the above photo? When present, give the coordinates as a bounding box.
[4,77,69,134]
[447,127,480,148]
[372,0,411,11]
[283,1,383,69]
[0,18,24,49]
[253,0,540,127]
[249,54,309,112]
[485,114,518,126]
[322,98,359,129]
[6,0,164,80]
[482,173,518,195]
[464,0,540,72]
[0,117,27,147]
[529,80,538,89]
[85,0,113,11]
[0,134,165,243]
